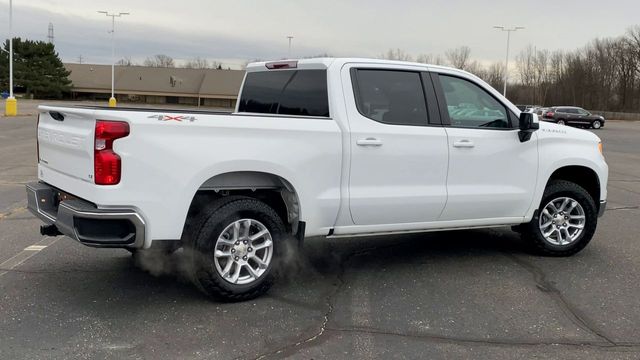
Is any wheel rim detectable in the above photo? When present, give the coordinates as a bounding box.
[538,197,586,246]
[593,121,601,129]
[557,120,565,125]
[213,219,273,285]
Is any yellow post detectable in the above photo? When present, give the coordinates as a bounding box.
[4,97,17,116]
[108,97,117,107]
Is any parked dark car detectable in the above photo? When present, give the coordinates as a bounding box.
[542,106,605,129]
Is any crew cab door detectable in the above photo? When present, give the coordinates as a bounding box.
[432,73,538,221]
[342,65,448,225]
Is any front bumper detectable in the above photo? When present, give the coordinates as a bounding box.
[598,200,607,217]
[26,182,146,248]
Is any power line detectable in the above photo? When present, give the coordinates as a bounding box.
[47,22,54,44]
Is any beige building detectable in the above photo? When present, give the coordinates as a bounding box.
[65,63,245,108]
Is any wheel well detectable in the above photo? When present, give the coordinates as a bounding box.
[548,166,600,205]
[183,172,300,239]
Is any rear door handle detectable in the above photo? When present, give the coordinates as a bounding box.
[356,137,383,147]
[453,139,475,148]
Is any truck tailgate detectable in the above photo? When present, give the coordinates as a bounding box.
[38,107,96,183]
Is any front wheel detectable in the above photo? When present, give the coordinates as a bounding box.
[591,120,602,129]
[185,196,287,301]
[520,180,598,256]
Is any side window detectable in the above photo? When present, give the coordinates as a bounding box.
[438,75,510,129]
[577,109,589,115]
[353,70,428,126]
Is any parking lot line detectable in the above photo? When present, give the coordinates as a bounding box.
[0,236,59,278]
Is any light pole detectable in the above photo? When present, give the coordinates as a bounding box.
[493,25,524,97]
[4,0,17,116]
[98,10,129,107]
[287,36,294,59]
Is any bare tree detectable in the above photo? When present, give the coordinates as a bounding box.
[183,57,210,69]
[484,62,505,91]
[464,61,487,77]
[416,53,445,65]
[381,48,413,61]
[369,28,640,113]
[116,56,135,66]
[445,46,471,70]
[144,54,175,68]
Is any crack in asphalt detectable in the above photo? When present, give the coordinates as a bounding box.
[323,326,640,351]
[608,183,640,196]
[0,181,30,186]
[250,247,347,360]
[250,243,403,360]
[0,268,122,274]
[504,254,617,346]
[610,179,640,183]
[0,206,27,221]
[607,206,639,211]
[249,238,632,359]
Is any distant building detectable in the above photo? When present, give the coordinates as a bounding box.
[65,63,245,108]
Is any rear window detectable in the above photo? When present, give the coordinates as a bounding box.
[238,70,329,117]
[352,69,428,126]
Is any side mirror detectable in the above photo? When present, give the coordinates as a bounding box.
[519,112,539,131]
[518,112,539,142]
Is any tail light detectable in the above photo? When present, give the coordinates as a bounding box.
[545,111,554,118]
[94,120,129,185]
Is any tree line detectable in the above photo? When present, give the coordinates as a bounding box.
[117,54,228,70]
[382,25,640,112]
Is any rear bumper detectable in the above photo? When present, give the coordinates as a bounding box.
[26,182,146,248]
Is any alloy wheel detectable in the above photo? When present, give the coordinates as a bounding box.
[213,219,273,285]
[538,197,586,246]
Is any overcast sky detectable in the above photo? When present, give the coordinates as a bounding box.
[0,0,638,69]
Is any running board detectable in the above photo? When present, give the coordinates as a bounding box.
[326,224,513,239]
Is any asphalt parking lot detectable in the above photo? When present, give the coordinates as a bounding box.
[1,105,639,359]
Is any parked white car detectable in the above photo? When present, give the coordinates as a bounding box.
[28,58,608,301]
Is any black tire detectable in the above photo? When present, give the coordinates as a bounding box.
[184,196,287,302]
[591,120,602,129]
[521,180,598,256]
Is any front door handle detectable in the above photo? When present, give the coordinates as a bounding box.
[356,137,383,147]
[453,139,475,148]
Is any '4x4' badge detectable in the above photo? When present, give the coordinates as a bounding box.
[148,115,197,122]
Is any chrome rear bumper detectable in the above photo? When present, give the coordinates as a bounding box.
[26,182,146,248]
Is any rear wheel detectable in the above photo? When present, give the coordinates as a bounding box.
[184,196,287,301]
[556,119,566,125]
[521,180,597,256]
[591,120,602,129]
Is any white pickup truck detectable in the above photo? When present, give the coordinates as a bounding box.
[27,58,608,301]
